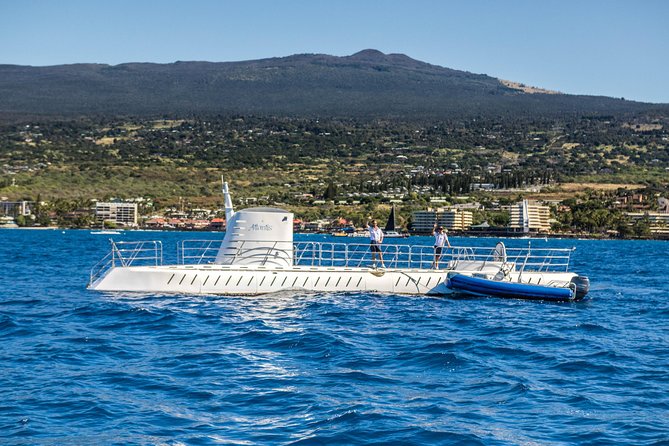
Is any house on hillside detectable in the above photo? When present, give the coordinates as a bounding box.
[208,218,226,231]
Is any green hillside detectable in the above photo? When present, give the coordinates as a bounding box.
[1,50,667,121]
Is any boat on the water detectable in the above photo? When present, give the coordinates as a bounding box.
[0,216,19,229]
[88,182,588,299]
[383,204,409,238]
[447,273,589,301]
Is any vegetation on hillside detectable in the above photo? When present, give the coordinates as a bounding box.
[0,113,667,236]
[1,50,667,120]
[2,114,667,202]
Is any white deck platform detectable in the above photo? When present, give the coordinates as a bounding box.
[89,239,578,296]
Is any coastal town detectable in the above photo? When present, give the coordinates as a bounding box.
[2,186,668,238]
[2,113,668,239]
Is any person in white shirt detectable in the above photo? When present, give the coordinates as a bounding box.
[431,225,451,269]
[367,220,385,268]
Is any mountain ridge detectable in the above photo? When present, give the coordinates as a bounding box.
[0,50,666,121]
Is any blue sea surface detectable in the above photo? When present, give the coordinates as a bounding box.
[1,229,668,445]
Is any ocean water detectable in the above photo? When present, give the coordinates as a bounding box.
[1,229,668,445]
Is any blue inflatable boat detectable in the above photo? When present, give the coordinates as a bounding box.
[446,274,583,301]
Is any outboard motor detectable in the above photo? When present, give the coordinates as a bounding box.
[570,275,590,300]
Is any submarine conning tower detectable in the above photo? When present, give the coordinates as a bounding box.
[214,182,294,267]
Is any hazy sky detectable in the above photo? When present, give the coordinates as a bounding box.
[1,0,667,103]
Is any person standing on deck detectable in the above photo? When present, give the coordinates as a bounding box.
[431,225,451,269]
[367,220,385,268]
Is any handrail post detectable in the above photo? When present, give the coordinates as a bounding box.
[110,239,116,267]
[567,247,575,272]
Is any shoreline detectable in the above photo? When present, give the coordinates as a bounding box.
[4,226,668,241]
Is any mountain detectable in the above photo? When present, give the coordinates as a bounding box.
[0,49,666,120]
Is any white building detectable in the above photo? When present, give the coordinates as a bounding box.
[0,200,32,217]
[95,202,138,227]
[412,208,473,232]
[658,197,669,213]
[412,210,438,232]
[438,209,473,231]
[625,212,669,236]
[508,200,550,233]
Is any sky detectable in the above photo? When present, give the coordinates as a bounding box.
[1,0,667,103]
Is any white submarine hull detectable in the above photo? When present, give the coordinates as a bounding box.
[90,263,578,296]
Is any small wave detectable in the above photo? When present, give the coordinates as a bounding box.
[323,370,399,385]
[295,411,487,446]
[554,359,621,375]
[0,297,43,306]
[567,322,615,334]
[393,351,465,371]
[0,314,19,332]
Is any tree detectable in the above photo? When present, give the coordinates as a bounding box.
[323,182,337,200]
[616,217,633,238]
[632,216,651,238]
[487,211,510,227]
